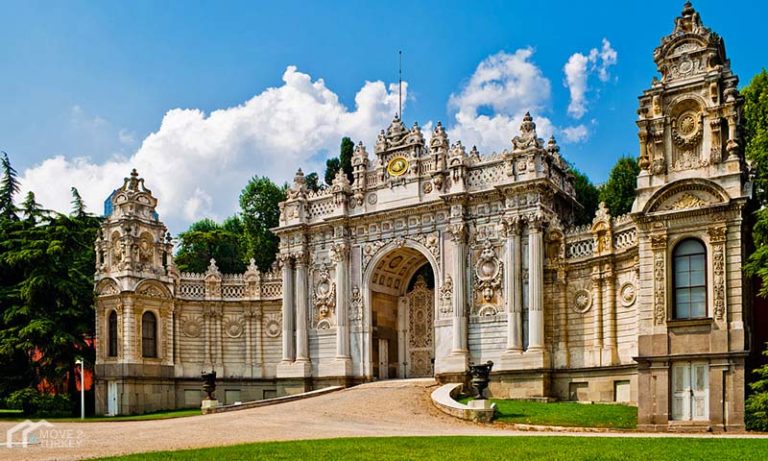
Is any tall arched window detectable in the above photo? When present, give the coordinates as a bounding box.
[673,239,707,319]
[141,311,157,358]
[108,311,118,357]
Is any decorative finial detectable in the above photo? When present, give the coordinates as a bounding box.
[682,1,694,16]
[130,168,139,178]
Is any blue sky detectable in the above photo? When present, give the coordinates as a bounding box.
[1,1,765,233]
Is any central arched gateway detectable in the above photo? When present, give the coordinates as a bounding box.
[363,244,439,379]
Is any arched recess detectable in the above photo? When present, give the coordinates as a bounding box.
[361,239,440,380]
[642,178,730,214]
[134,280,172,299]
[95,278,120,297]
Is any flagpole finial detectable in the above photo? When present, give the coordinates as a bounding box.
[398,50,403,119]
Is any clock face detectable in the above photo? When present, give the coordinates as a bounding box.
[387,156,409,177]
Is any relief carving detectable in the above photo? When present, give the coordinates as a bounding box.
[263,313,282,338]
[713,244,725,320]
[312,265,336,325]
[349,285,363,323]
[473,241,503,313]
[653,252,666,325]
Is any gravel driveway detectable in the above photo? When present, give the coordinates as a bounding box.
[1,379,765,461]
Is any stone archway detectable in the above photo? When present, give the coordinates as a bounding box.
[364,245,437,380]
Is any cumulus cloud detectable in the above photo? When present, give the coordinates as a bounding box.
[564,38,617,119]
[446,48,555,153]
[20,66,403,232]
[561,125,589,143]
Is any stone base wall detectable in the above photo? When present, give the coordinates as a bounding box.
[551,366,637,404]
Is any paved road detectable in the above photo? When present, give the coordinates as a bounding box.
[1,379,766,461]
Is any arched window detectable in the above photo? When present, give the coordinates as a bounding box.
[141,311,157,358]
[673,239,707,319]
[108,311,118,357]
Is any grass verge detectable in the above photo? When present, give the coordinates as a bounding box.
[458,398,637,429]
[0,407,200,422]
[94,436,768,461]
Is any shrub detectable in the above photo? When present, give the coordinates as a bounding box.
[746,343,768,431]
[6,388,72,417]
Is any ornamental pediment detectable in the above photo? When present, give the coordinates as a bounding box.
[644,179,728,214]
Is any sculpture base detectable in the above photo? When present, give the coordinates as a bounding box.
[201,399,219,414]
[468,399,494,410]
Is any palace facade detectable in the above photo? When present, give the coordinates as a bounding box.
[94,3,756,431]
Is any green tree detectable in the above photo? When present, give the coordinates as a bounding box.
[742,69,768,431]
[0,152,20,221]
[0,209,101,398]
[174,218,246,274]
[304,172,321,192]
[70,187,87,218]
[324,157,341,186]
[571,167,600,226]
[323,137,355,186]
[239,176,286,271]
[21,191,44,223]
[339,136,354,182]
[746,345,768,431]
[744,70,768,296]
[599,156,640,216]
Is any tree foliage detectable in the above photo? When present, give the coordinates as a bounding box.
[599,156,639,217]
[0,153,100,406]
[742,69,768,431]
[571,167,600,226]
[746,345,768,431]
[0,152,20,221]
[324,137,354,186]
[174,218,246,274]
[744,69,768,298]
[239,176,286,271]
[324,157,341,186]
[304,172,321,192]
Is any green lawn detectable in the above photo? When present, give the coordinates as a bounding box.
[491,400,637,429]
[459,398,637,429]
[94,436,768,461]
[0,407,200,422]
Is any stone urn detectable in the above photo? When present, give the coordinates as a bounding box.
[468,360,494,400]
[201,371,217,400]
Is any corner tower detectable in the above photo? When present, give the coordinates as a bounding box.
[632,3,751,431]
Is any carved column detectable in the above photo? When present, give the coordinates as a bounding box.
[294,254,310,363]
[591,266,603,366]
[244,306,255,375]
[709,226,727,321]
[528,219,544,350]
[557,267,570,367]
[122,297,135,362]
[280,256,295,363]
[450,224,468,354]
[505,218,523,352]
[604,267,618,365]
[651,234,668,326]
[333,242,351,359]
[215,305,224,371]
[204,306,213,368]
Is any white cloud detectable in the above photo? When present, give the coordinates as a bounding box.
[20,66,403,232]
[118,129,136,145]
[446,48,554,153]
[564,38,617,119]
[561,125,589,143]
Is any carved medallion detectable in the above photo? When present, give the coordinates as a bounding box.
[263,313,282,338]
[223,317,244,338]
[387,155,409,177]
[181,316,202,338]
[619,282,637,307]
[572,289,592,313]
